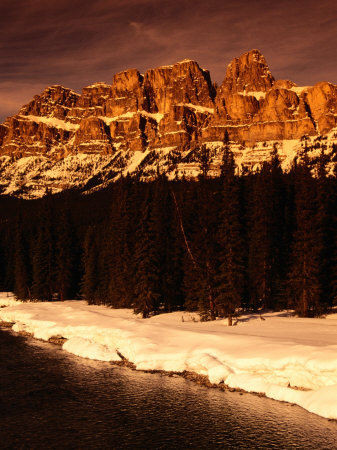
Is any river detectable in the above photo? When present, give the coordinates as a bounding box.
[1,328,337,449]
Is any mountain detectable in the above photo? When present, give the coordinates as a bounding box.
[1,49,337,198]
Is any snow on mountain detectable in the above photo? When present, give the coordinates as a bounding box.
[1,49,337,198]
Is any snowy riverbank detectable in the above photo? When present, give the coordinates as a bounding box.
[1,292,337,420]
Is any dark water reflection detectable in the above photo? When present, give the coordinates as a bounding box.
[1,328,336,449]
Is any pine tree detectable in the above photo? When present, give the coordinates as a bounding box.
[106,177,137,308]
[56,208,76,301]
[162,183,185,311]
[0,238,3,291]
[197,144,213,179]
[147,175,184,312]
[184,179,218,320]
[13,207,31,300]
[215,147,245,325]
[2,225,15,292]
[133,188,161,318]
[81,225,99,304]
[32,197,56,300]
[247,147,286,310]
[96,224,113,305]
[315,150,334,308]
[330,168,337,306]
[287,157,321,316]
[178,182,204,312]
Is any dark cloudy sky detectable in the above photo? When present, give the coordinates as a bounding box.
[0,0,336,121]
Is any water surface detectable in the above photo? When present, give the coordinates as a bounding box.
[1,329,336,449]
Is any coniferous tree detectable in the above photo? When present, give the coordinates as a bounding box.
[330,165,337,306]
[117,177,139,307]
[145,175,185,312]
[215,147,245,325]
[221,130,230,174]
[0,238,3,290]
[144,176,170,311]
[81,225,99,304]
[56,208,77,300]
[268,147,288,308]
[163,184,185,311]
[197,144,213,179]
[315,150,334,308]
[133,188,161,318]
[287,157,321,316]
[96,223,113,305]
[248,147,286,310]
[106,179,135,307]
[178,182,204,312]
[13,208,31,300]
[106,190,128,307]
[32,197,56,300]
[2,225,15,292]
[186,179,218,319]
[2,155,337,317]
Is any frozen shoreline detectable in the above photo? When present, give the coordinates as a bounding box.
[1,293,337,420]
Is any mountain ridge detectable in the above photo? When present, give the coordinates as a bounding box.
[1,49,337,197]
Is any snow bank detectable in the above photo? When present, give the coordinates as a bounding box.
[1,298,337,420]
[0,292,21,307]
[63,336,121,361]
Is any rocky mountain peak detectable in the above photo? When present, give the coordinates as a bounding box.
[143,59,215,114]
[1,49,337,198]
[105,69,144,117]
[221,49,275,94]
[78,82,111,111]
[19,85,79,119]
[273,79,297,90]
[112,69,143,92]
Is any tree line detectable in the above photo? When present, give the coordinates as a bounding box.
[0,146,336,321]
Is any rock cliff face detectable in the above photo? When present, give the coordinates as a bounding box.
[222,49,275,94]
[1,49,337,197]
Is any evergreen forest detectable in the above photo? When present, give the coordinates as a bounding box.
[1,147,337,321]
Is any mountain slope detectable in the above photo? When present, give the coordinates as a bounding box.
[1,49,337,197]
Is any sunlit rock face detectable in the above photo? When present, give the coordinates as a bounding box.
[207,49,318,143]
[1,49,337,197]
[225,49,275,93]
[105,69,145,117]
[143,59,215,114]
[20,85,80,119]
[305,82,337,134]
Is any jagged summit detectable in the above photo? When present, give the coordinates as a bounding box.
[86,82,111,89]
[176,58,195,64]
[1,49,337,198]
[222,49,275,94]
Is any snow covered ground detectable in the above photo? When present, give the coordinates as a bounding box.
[0,292,337,420]
[0,292,22,307]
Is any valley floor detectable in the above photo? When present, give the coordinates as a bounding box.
[1,292,337,420]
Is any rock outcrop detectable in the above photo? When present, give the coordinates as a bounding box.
[20,85,80,119]
[305,82,337,134]
[106,70,145,117]
[1,49,337,197]
[221,49,275,94]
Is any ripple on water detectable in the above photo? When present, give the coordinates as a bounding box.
[0,329,337,449]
